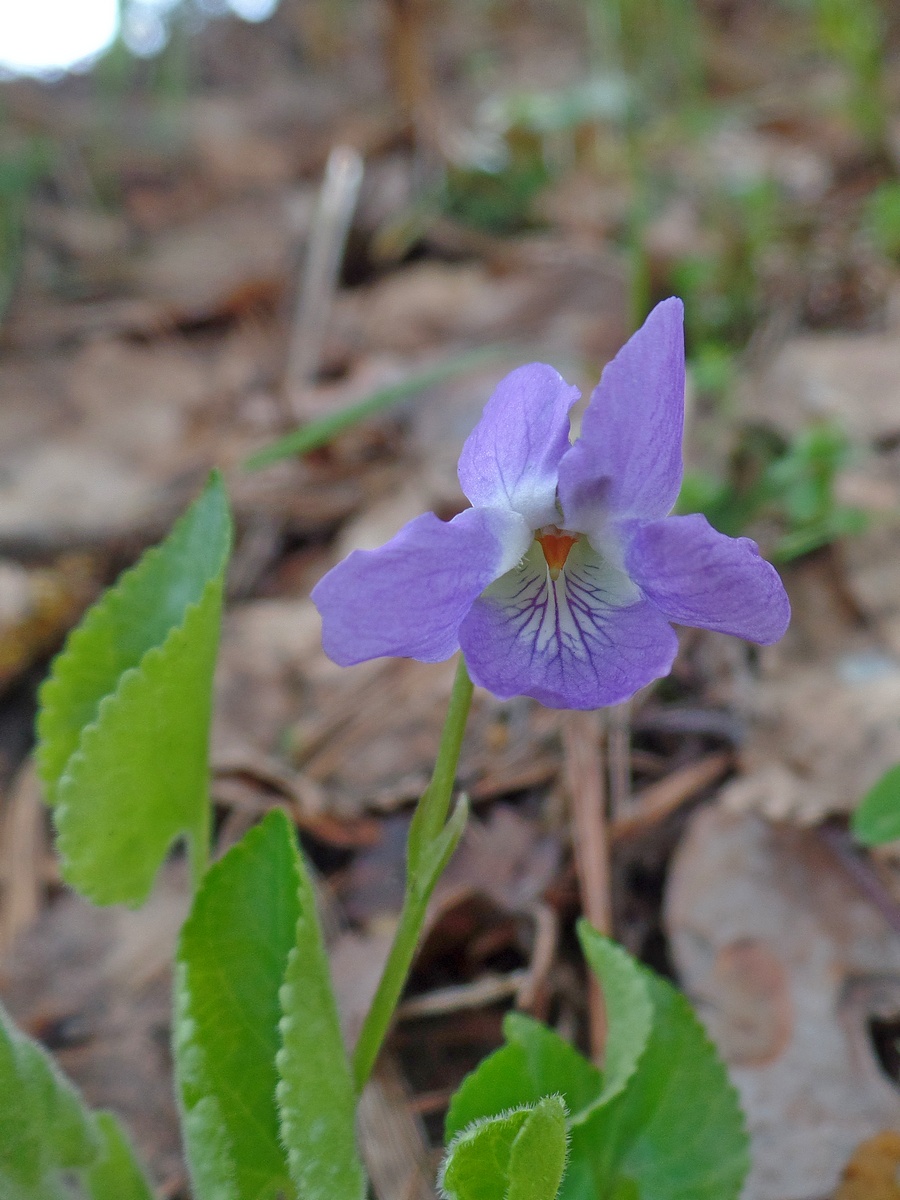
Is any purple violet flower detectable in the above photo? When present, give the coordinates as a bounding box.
[312,298,790,709]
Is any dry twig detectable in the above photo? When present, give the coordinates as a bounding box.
[358,1055,436,1200]
[609,751,734,844]
[606,701,632,820]
[562,710,612,1060]
[0,763,47,959]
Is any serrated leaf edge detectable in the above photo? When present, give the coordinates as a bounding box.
[174,812,296,1200]
[274,838,365,1200]
[625,977,750,1193]
[52,572,224,903]
[36,472,230,795]
[569,927,655,1126]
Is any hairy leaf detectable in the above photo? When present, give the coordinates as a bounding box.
[36,473,231,905]
[0,1001,98,1196]
[441,1098,568,1200]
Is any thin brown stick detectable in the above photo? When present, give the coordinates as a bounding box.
[818,823,900,938]
[395,971,528,1020]
[562,710,612,1061]
[0,763,46,958]
[609,751,733,844]
[606,701,632,820]
[358,1056,436,1200]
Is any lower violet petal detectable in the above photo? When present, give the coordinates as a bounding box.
[625,513,790,644]
[313,507,531,666]
[458,540,678,709]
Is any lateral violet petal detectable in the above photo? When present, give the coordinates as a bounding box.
[458,540,678,709]
[313,507,531,666]
[626,513,791,644]
[558,298,685,528]
[458,363,581,527]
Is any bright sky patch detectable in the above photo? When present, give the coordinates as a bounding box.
[0,0,119,75]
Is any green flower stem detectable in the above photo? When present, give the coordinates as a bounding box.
[413,655,475,849]
[352,656,474,1092]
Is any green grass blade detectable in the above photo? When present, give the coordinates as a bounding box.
[244,349,505,470]
[174,810,301,1200]
[36,473,232,905]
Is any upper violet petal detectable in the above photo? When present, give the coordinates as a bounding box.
[458,363,581,527]
[626,513,791,644]
[312,506,531,666]
[458,539,678,709]
[558,298,685,529]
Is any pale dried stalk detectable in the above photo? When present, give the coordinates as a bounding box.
[0,763,46,959]
[284,145,364,412]
[396,970,528,1020]
[606,701,632,819]
[562,710,612,1061]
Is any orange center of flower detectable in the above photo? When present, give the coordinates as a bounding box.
[535,525,580,580]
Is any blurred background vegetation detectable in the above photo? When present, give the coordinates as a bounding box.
[2,0,900,561]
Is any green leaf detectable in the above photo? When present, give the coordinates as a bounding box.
[0,998,98,1197]
[86,1113,155,1200]
[506,1096,569,1200]
[0,1002,154,1200]
[441,1098,568,1200]
[446,1014,601,1142]
[852,763,900,845]
[276,824,365,1200]
[174,809,300,1200]
[567,926,749,1200]
[37,472,232,905]
[571,923,653,1120]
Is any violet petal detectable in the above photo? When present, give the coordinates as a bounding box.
[312,506,531,666]
[558,298,685,529]
[458,363,580,528]
[458,539,678,709]
[626,513,791,644]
